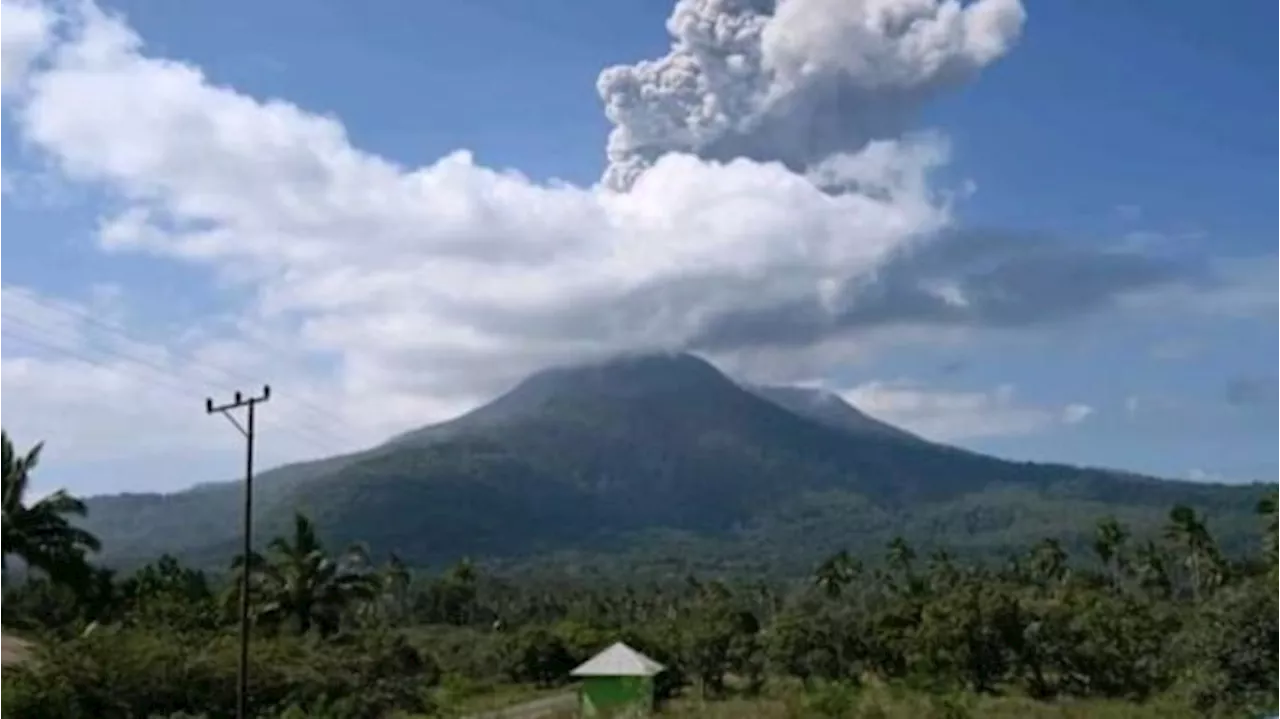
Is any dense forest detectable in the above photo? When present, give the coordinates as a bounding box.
[3,431,1277,718]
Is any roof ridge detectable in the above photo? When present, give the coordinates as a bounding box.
[569,641,665,677]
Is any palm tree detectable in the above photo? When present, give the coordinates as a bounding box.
[927,548,960,590]
[884,536,921,596]
[1093,516,1130,584]
[370,551,412,625]
[813,549,859,599]
[1164,504,1222,599]
[1,431,101,588]
[1257,492,1277,568]
[1028,538,1068,585]
[886,537,916,574]
[1133,539,1172,598]
[239,512,378,636]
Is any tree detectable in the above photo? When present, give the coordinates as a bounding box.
[1132,540,1172,599]
[240,512,379,636]
[378,552,412,622]
[913,576,1016,693]
[683,585,761,697]
[1257,492,1277,571]
[1164,505,1223,599]
[417,558,483,625]
[504,627,576,687]
[883,536,921,597]
[886,536,916,575]
[1,431,100,589]
[1028,538,1068,586]
[769,605,846,686]
[1093,516,1130,585]
[119,554,217,630]
[813,549,859,599]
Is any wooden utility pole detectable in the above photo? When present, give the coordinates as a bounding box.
[206,386,270,719]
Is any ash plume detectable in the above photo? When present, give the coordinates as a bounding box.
[597,0,1025,190]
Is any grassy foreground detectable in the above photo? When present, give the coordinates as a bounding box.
[658,690,1197,719]
[441,680,1201,719]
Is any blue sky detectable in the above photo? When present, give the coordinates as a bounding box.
[1,0,1275,496]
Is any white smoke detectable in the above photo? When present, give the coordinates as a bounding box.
[598,0,1025,189]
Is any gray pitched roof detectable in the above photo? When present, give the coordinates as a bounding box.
[570,641,665,677]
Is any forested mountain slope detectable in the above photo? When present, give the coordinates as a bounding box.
[81,353,1266,574]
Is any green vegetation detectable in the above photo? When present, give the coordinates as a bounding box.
[78,354,1266,575]
[4,433,1276,718]
[5,348,1278,719]
[2,430,101,588]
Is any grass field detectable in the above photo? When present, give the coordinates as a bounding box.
[656,693,1199,719]
[441,680,1204,719]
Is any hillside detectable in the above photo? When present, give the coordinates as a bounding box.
[80,352,1267,575]
[746,384,926,445]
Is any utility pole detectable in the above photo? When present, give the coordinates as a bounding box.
[206,386,270,719]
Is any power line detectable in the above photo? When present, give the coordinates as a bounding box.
[0,291,345,447]
[0,319,341,455]
[1,297,358,440]
[1,329,170,432]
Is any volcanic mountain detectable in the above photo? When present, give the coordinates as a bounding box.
[81,352,1264,575]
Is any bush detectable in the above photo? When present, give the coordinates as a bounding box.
[803,681,862,718]
[1171,579,1278,716]
[1,628,439,719]
[2,670,80,718]
[502,627,576,687]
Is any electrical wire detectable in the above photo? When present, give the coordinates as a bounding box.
[0,316,345,456]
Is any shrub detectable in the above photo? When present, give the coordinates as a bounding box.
[1,628,439,719]
[502,627,576,687]
[802,680,862,718]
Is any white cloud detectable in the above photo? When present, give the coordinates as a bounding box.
[1187,468,1227,483]
[839,379,1077,441]
[1,0,1025,492]
[1,0,56,93]
[1061,403,1093,425]
[1123,395,1140,417]
[0,287,382,475]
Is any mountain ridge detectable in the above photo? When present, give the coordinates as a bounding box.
[79,352,1266,574]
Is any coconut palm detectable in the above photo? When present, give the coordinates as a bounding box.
[813,549,859,599]
[238,512,378,636]
[359,551,412,626]
[1093,516,1130,584]
[1164,504,1222,599]
[1,431,100,588]
[1029,538,1068,585]
[1133,539,1172,598]
[1254,483,1280,568]
[886,536,917,577]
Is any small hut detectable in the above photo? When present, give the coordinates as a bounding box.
[570,641,665,717]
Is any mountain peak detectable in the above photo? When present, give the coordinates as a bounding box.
[748,383,925,444]
[395,352,930,448]
[520,351,727,396]
[386,351,734,446]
